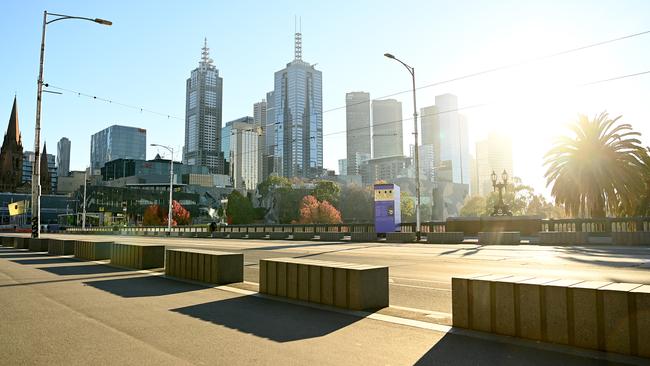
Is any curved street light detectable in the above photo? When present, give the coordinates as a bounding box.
[31,11,111,238]
[151,144,174,234]
[384,52,422,240]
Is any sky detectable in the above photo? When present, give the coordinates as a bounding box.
[1,0,649,197]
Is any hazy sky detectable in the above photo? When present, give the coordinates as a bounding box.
[1,0,649,196]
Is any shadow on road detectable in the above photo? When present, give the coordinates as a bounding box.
[12,257,79,265]
[294,244,381,259]
[85,275,205,298]
[558,246,650,270]
[38,264,131,276]
[414,333,623,366]
[171,295,364,342]
[245,241,346,252]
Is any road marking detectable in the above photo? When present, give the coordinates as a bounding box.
[390,305,451,318]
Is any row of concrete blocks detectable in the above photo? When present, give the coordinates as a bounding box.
[0,236,117,261]
[452,274,650,357]
[211,231,346,241]
[259,257,389,310]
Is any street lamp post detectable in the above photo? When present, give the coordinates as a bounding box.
[151,144,174,235]
[31,11,111,238]
[384,53,422,240]
[490,170,512,216]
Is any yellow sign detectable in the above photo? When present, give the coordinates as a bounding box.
[8,200,26,216]
[374,189,394,201]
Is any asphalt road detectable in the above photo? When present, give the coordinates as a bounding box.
[34,233,650,317]
[1,243,646,365]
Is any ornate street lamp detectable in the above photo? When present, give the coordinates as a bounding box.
[491,169,512,216]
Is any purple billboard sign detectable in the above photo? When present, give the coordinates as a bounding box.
[374,184,401,233]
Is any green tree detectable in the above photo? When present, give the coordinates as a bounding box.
[312,180,341,207]
[544,112,646,217]
[257,175,291,203]
[460,196,487,217]
[339,185,373,222]
[226,190,255,224]
[400,191,415,221]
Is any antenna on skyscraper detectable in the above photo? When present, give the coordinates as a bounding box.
[294,16,302,61]
[201,37,213,66]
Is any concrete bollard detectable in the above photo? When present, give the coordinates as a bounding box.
[516,277,557,341]
[74,240,112,260]
[426,232,464,244]
[110,243,165,269]
[165,248,243,285]
[350,232,377,242]
[269,232,289,240]
[47,239,75,255]
[318,232,344,241]
[292,232,314,241]
[247,232,267,239]
[612,232,650,246]
[228,232,245,239]
[469,274,512,332]
[492,276,534,336]
[28,238,49,252]
[539,231,589,245]
[14,237,29,249]
[598,282,642,354]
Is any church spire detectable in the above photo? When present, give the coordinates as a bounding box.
[5,96,21,145]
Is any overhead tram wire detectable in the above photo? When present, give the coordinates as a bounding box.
[45,28,650,130]
[321,29,650,114]
[45,68,650,163]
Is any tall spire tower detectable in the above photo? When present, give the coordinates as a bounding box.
[0,97,24,191]
[200,37,213,67]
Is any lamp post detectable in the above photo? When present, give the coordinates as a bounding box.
[31,11,111,238]
[384,53,422,240]
[151,144,174,234]
[490,169,512,216]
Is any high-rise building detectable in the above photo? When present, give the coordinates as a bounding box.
[422,94,469,184]
[0,97,23,192]
[253,99,267,182]
[183,38,225,174]
[229,119,259,190]
[338,159,347,176]
[475,133,513,196]
[263,91,276,179]
[372,99,403,159]
[57,137,71,177]
[22,149,57,193]
[345,92,371,175]
[268,30,323,178]
[90,125,146,173]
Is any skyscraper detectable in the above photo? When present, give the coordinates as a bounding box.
[57,137,71,177]
[475,133,513,196]
[372,99,403,159]
[183,38,225,174]
[229,119,259,190]
[268,29,323,178]
[345,92,371,175]
[253,99,267,182]
[422,94,469,184]
[263,91,276,178]
[90,125,146,173]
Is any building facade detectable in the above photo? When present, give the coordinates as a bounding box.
[183,38,225,174]
[268,31,323,179]
[22,149,57,193]
[0,97,23,192]
[475,133,513,196]
[372,99,403,159]
[361,155,411,186]
[57,137,71,177]
[90,125,146,173]
[421,94,469,185]
[253,99,267,182]
[345,92,371,175]
[229,119,259,190]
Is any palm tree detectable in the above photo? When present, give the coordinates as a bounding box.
[544,112,647,217]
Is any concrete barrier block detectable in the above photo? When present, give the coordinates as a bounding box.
[14,237,29,249]
[493,276,533,336]
[516,277,556,341]
[0,236,14,247]
[47,239,75,255]
[228,232,245,239]
[543,279,584,345]
[308,265,321,303]
[426,232,464,244]
[569,281,611,350]
[166,248,242,285]
[599,283,642,354]
[287,263,298,299]
[334,267,348,308]
[539,232,589,245]
[269,232,289,240]
[632,285,650,358]
[267,260,277,295]
[318,232,344,241]
[451,274,490,328]
[110,243,164,270]
[259,260,267,293]
[28,238,49,252]
[247,232,267,239]
[277,261,287,297]
[385,232,416,243]
[212,232,227,238]
[350,232,377,242]
[347,265,389,310]
[292,232,314,241]
[612,232,650,246]
[297,263,310,301]
[478,232,521,245]
[321,266,334,306]
[469,274,511,332]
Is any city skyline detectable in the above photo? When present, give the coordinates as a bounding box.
[2,1,650,196]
